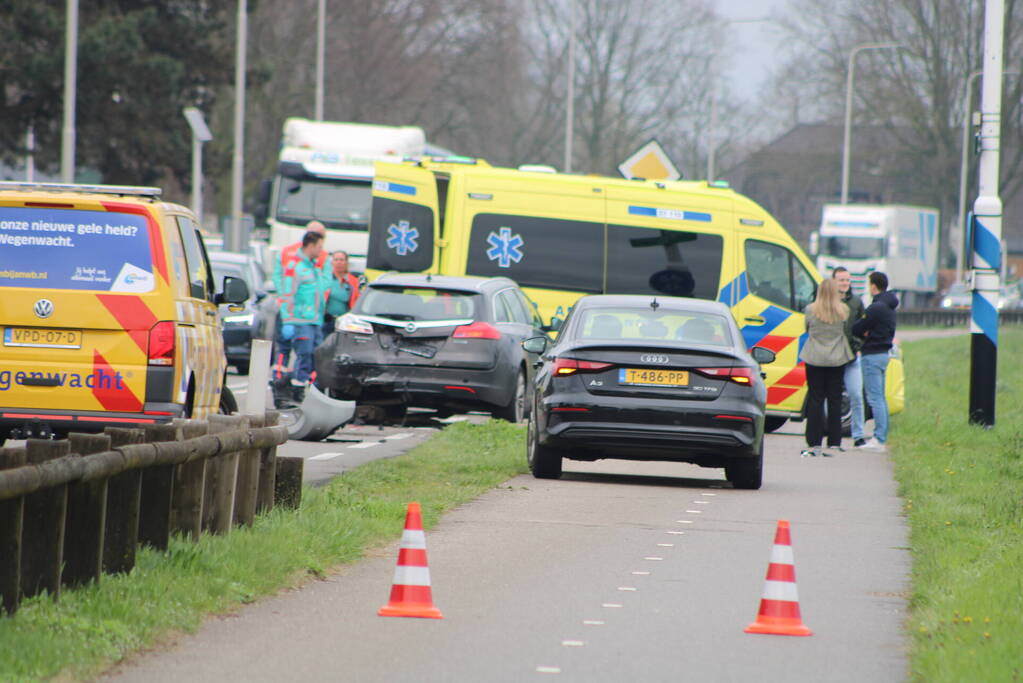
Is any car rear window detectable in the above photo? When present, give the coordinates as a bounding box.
[0,206,154,292]
[357,286,477,321]
[575,307,733,347]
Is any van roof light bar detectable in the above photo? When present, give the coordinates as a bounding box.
[0,181,163,198]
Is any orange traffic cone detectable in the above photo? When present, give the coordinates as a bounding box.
[745,519,812,636]
[378,502,443,619]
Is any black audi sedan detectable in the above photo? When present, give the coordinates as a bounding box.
[522,295,776,489]
[314,273,548,422]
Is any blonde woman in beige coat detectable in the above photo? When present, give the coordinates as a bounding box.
[799,279,854,457]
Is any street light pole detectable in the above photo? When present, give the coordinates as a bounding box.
[60,0,78,183]
[315,0,325,121]
[840,42,901,204]
[563,0,576,173]
[956,69,1017,283]
[968,0,1006,427]
[230,0,248,252]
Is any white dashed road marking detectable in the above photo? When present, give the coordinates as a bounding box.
[561,640,585,647]
[349,441,383,449]
[308,452,342,461]
[666,530,685,535]
[643,556,663,561]
[631,571,650,576]
[676,520,693,524]
[617,586,637,591]
[693,500,710,504]
[685,509,703,514]
[602,603,623,608]
[656,543,674,547]
[385,433,413,441]
[583,620,605,625]
[536,666,561,674]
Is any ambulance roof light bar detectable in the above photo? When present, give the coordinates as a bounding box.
[0,182,163,198]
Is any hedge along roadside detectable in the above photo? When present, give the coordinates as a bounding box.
[892,330,1023,683]
[0,420,527,682]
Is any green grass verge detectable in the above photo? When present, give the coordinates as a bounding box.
[893,330,1023,682]
[0,420,527,682]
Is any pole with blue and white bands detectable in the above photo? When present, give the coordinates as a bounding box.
[968,0,1004,427]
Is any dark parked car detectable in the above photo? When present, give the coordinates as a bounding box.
[209,251,277,375]
[522,295,776,489]
[314,273,548,421]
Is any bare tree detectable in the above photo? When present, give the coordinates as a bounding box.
[767,0,1023,255]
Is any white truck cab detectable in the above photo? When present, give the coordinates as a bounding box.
[259,118,426,273]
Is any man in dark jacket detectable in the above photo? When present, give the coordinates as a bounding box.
[834,267,867,446]
[852,271,899,451]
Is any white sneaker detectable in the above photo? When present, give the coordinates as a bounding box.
[861,438,886,451]
[800,446,821,458]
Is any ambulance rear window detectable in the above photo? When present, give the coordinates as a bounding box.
[0,206,154,292]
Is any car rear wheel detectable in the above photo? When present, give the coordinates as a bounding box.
[527,412,562,479]
[493,369,526,423]
[725,441,763,490]
[764,417,787,433]
[219,386,238,415]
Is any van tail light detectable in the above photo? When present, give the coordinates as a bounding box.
[148,321,176,366]
[553,358,614,376]
[452,321,501,339]
[697,366,754,385]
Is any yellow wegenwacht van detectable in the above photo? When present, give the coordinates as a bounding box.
[0,182,248,441]
[365,158,823,430]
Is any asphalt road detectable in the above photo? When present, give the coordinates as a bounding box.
[101,418,910,683]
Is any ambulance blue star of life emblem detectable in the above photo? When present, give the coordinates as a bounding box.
[486,227,524,268]
[386,220,419,256]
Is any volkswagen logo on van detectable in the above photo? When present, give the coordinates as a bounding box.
[641,354,670,365]
[404,322,418,334]
[33,299,54,319]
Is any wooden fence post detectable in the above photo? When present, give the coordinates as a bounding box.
[102,428,144,574]
[138,424,178,550]
[234,414,263,527]
[21,439,72,600]
[205,415,245,534]
[63,433,111,588]
[169,420,209,541]
[274,457,304,510]
[255,411,280,515]
[0,447,26,615]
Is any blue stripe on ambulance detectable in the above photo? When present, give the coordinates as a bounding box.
[372,180,417,196]
[718,272,749,307]
[741,305,792,349]
[627,206,712,222]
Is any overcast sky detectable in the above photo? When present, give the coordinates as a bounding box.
[715,0,791,97]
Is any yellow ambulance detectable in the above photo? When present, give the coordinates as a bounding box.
[366,158,901,430]
[0,182,248,441]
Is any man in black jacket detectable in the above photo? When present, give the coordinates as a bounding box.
[852,272,898,451]
[834,267,867,446]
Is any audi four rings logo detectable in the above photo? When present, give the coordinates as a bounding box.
[34,299,54,319]
[641,354,670,364]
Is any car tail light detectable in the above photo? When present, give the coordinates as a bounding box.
[148,321,175,366]
[337,313,373,334]
[697,366,754,385]
[553,358,614,376]
[452,321,501,339]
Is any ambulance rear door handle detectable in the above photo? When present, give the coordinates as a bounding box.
[205,310,217,317]
[744,316,765,324]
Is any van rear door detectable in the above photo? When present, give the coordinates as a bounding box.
[0,203,167,417]
[366,162,440,275]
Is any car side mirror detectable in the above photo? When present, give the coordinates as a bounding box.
[522,336,549,354]
[751,346,776,365]
[216,276,249,305]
